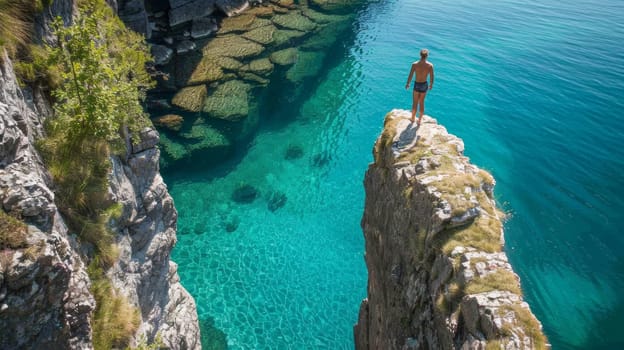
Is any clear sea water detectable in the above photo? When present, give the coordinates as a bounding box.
[165,0,624,348]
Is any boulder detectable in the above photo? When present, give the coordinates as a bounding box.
[191,17,219,39]
[169,0,216,27]
[269,47,298,65]
[202,80,251,121]
[172,85,208,112]
[153,114,185,131]
[215,0,249,17]
[176,40,197,54]
[151,44,174,66]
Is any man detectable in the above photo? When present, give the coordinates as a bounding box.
[405,49,434,126]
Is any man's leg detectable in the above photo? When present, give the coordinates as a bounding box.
[411,90,418,122]
[417,93,426,126]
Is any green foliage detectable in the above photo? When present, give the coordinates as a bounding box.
[47,0,153,142]
[89,262,140,350]
[0,210,28,249]
[127,334,165,350]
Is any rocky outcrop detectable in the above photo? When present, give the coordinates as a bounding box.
[1,1,200,347]
[0,49,94,349]
[107,128,200,349]
[354,110,547,349]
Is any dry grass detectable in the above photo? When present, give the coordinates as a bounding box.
[465,270,522,296]
[0,210,28,249]
[440,214,503,255]
[0,0,35,56]
[485,340,503,350]
[500,305,548,350]
[89,262,140,350]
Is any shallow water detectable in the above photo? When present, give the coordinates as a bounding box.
[166,0,624,348]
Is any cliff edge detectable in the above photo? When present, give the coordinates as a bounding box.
[354,110,547,349]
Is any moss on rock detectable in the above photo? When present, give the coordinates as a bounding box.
[159,133,189,160]
[271,28,307,47]
[242,24,277,45]
[171,85,208,112]
[186,57,225,85]
[152,114,185,132]
[269,47,298,66]
[203,80,251,121]
[203,35,265,59]
[272,11,317,32]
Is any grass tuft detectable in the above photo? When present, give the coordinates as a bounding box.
[465,270,522,296]
[0,210,28,249]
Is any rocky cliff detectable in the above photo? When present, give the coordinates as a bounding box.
[0,2,200,348]
[354,110,547,349]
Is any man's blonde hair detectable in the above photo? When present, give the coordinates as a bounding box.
[420,49,429,58]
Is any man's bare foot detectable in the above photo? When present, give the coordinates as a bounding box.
[417,117,422,126]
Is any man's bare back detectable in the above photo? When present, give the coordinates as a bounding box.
[405,49,435,125]
[410,60,434,83]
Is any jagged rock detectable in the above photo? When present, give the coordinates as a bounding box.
[191,17,218,39]
[202,80,251,121]
[151,44,174,66]
[118,0,151,38]
[176,39,197,54]
[169,0,216,27]
[215,0,249,17]
[354,110,546,350]
[172,85,208,112]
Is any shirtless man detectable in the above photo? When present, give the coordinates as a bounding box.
[405,49,434,126]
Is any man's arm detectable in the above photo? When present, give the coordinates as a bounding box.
[429,64,434,90]
[405,64,415,89]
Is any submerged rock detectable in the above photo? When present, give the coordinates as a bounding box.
[151,44,174,65]
[232,184,258,203]
[286,50,325,83]
[224,216,240,232]
[242,24,277,45]
[153,114,184,131]
[269,47,298,66]
[203,80,251,121]
[272,11,317,32]
[284,144,304,160]
[204,35,265,59]
[267,191,287,212]
[172,85,208,112]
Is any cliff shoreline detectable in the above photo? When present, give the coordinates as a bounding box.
[354,110,547,349]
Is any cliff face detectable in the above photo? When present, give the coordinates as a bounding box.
[354,110,547,350]
[0,2,200,348]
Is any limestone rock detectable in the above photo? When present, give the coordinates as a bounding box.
[153,114,185,132]
[354,110,546,350]
[215,0,249,17]
[203,80,251,121]
[172,85,208,112]
[169,0,216,27]
[204,35,265,59]
[151,44,174,66]
[272,11,317,32]
[269,47,298,65]
[242,24,277,45]
[286,50,324,83]
[191,17,218,39]
[176,39,197,54]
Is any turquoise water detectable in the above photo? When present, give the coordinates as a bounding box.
[166,0,624,348]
